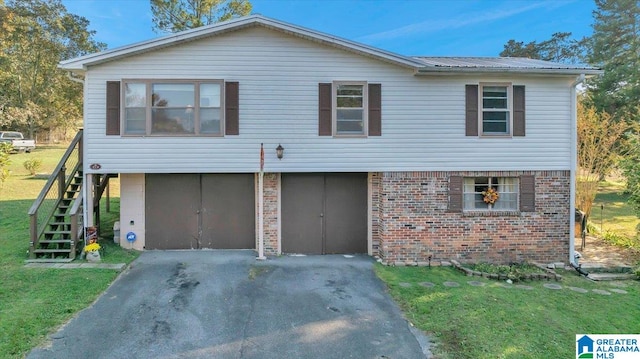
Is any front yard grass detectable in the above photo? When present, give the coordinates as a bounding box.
[593,180,640,246]
[0,144,135,358]
[375,265,640,359]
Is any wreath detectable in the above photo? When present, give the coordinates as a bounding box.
[482,187,499,204]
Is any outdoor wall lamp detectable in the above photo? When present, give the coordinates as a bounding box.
[276,144,284,159]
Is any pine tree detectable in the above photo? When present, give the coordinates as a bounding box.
[587,0,640,123]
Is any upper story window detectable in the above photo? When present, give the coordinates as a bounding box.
[318,82,381,137]
[463,177,519,211]
[334,82,367,136]
[465,83,525,137]
[123,80,223,136]
[481,84,510,135]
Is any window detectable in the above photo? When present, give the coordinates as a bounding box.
[463,177,518,211]
[123,80,223,136]
[334,82,367,135]
[465,84,525,137]
[481,84,511,135]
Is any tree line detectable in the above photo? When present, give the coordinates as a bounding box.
[501,0,640,219]
[0,0,250,142]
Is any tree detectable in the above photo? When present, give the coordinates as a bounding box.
[621,132,640,218]
[0,0,105,139]
[586,0,640,124]
[500,32,587,64]
[576,97,627,218]
[151,0,252,33]
[0,142,11,188]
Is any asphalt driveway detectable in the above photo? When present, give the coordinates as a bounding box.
[28,251,430,359]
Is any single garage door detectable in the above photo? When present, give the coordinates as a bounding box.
[282,173,367,254]
[145,174,255,250]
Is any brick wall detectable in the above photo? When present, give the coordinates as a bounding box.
[371,172,381,256]
[378,171,570,265]
[257,173,279,255]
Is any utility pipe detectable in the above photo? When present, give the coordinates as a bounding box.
[569,74,585,267]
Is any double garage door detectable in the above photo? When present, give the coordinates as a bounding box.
[145,173,367,254]
[145,174,255,250]
[282,173,367,254]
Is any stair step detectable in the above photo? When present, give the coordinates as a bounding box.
[39,240,73,244]
[49,222,71,226]
[45,230,71,234]
[25,258,74,263]
[579,262,632,273]
[587,273,636,281]
[34,249,72,253]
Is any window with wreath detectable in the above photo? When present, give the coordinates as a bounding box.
[463,177,518,210]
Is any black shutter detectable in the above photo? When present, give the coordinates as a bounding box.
[368,83,381,136]
[448,176,463,212]
[465,85,478,136]
[106,81,120,136]
[319,83,332,136]
[520,175,535,212]
[225,82,239,135]
[513,85,526,136]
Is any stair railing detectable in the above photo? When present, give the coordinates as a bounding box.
[28,130,83,258]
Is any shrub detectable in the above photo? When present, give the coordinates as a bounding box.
[23,158,42,176]
[602,230,640,250]
[0,143,11,187]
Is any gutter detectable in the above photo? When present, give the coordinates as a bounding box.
[569,74,585,267]
[415,67,602,76]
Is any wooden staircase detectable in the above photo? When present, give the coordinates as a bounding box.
[27,130,84,262]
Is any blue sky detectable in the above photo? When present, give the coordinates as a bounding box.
[61,0,596,56]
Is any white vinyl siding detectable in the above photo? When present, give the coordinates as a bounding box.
[81,26,574,174]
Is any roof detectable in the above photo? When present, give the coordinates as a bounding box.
[59,15,602,77]
[412,57,602,75]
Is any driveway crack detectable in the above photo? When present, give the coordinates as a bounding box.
[238,270,266,358]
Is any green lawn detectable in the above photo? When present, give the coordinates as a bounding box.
[375,265,640,359]
[593,180,640,241]
[0,144,135,358]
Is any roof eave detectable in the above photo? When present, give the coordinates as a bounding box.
[415,67,603,76]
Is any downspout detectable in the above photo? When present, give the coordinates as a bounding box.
[67,71,89,231]
[569,74,585,267]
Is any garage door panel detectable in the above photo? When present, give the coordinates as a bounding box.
[201,174,255,249]
[145,174,200,249]
[282,174,324,254]
[282,173,367,255]
[325,174,368,254]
